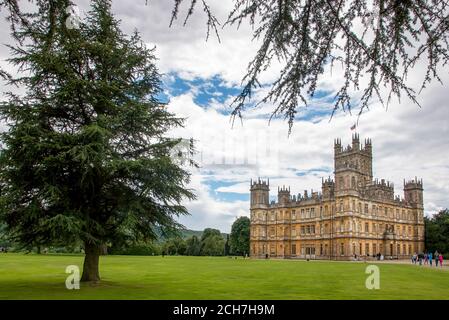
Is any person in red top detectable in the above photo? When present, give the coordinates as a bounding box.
[439,254,443,267]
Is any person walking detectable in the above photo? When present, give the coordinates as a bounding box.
[435,252,439,267]
[424,253,428,265]
[428,251,433,266]
[439,254,443,267]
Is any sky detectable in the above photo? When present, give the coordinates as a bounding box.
[1,1,448,233]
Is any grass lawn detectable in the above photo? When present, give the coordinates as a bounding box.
[0,253,448,299]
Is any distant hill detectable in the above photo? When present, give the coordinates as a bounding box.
[180,229,203,239]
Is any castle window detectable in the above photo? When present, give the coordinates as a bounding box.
[340,243,345,255]
[339,201,344,212]
[301,226,305,234]
[366,243,370,255]
[306,208,310,218]
[292,228,296,237]
[292,210,296,220]
[365,223,369,233]
[351,176,356,188]
[291,244,296,255]
[311,208,315,218]
[352,200,356,211]
[358,202,362,213]
[373,243,377,254]
[364,204,369,214]
[301,209,305,219]
[325,205,329,215]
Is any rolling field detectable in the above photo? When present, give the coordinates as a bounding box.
[0,254,448,299]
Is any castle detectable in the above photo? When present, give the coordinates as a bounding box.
[249,134,425,260]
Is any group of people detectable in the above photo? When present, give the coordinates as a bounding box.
[412,251,444,267]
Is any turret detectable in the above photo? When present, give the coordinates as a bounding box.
[250,178,270,208]
[322,176,335,199]
[364,138,372,153]
[404,178,423,208]
[334,138,342,154]
[278,185,291,205]
[352,133,360,150]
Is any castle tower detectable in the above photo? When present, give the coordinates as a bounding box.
[404,178,424,209]
[322,177,335,199]
[334,135,373,193]
[250,178,270,208]
[352,133,360,150]
[278,185,291,205]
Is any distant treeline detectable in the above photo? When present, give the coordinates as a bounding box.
[424,209,449,256]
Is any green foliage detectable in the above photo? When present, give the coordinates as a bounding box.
[109,242,161,256]
[162,227,226,256]
[163,237,187,255]
[185,235,201,256]
[0,224,11,247]
[0,0,195,279]
[425,209,449,255]
[230,216,250,256]
[200,228,222,242]
[224,234,230,256]
[200,234,225,256]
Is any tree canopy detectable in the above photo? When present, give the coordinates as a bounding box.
[425,209,449,254]
[0,0,194,281]
[229,216,250,256]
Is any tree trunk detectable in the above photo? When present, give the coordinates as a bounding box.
[81,242,101,282]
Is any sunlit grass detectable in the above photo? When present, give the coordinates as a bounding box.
[0,253,448,299]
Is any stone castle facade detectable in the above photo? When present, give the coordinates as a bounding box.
[250,134,425,260]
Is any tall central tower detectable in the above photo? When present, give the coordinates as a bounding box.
[334,133,373,193]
